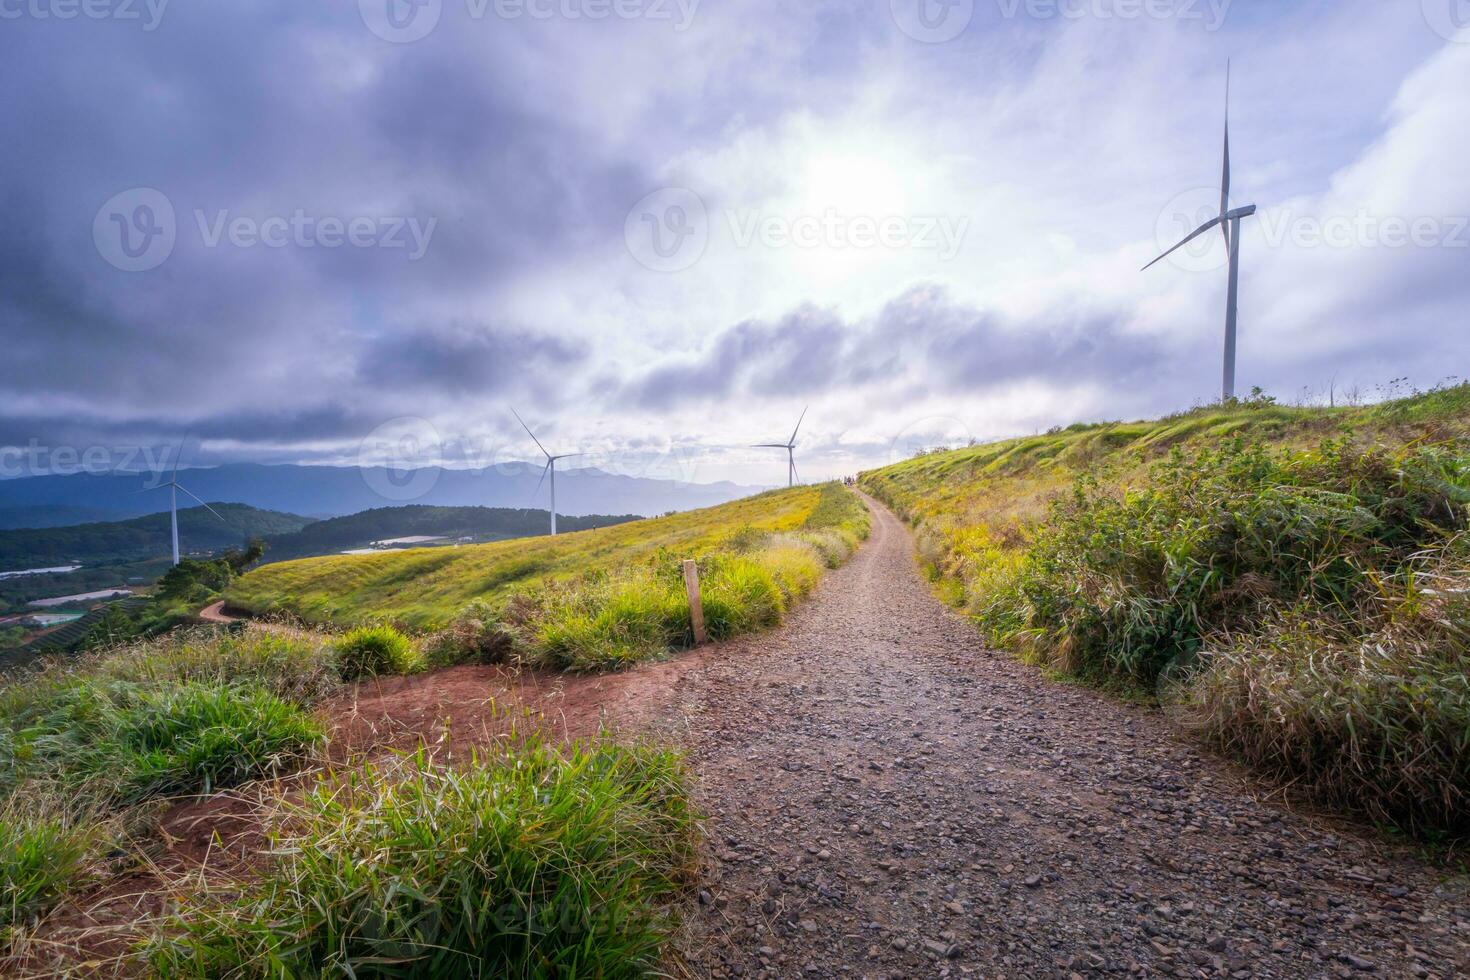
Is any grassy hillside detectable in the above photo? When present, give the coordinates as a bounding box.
[228,485,870,669]
[862,386,1470,837]
[261,505,639,561]
[0,504,311,571]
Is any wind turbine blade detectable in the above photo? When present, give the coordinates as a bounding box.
[789,405,808,446]
[552,453,588,461]
[133,483,168,494]
[1221,58,1232,245]
[753,444,790,449]
[790,460,800,484]
[510,408,551,460]
[175,484,226,523]
[532,460,552,500]
[1141,215,1225,271]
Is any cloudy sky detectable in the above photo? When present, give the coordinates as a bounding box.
[2,0,1467,485]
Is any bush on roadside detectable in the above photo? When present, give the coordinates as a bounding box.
[1,813,91,927]
[332,625,424,680]
[989,440,1468,688]
[3,679,324,809]
[0,631,333,938]
[149,738,700,978]
[423,600,520,669]
[1182,547,1470,837]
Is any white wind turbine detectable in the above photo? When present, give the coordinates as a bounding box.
[138,456,227,566]
[753,406,808,488]
[512,409,585,536]
[1143,62,1258,402]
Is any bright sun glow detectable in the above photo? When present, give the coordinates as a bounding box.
[797,151,911,218]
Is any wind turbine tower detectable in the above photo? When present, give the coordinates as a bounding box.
[1143,62,1258,402]
[139,459,227,566]
[754,407,808,488]
[512,409,585,536]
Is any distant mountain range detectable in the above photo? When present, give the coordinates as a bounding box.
[0,463,767,528]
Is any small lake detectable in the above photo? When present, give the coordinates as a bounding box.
[27,612,86,626]
[28,589,133,608]
[0,565,81,580]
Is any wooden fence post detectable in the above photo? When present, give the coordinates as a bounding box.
[682,559,708,645]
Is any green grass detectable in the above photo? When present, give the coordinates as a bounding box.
[0,813,91,928]
[862,384,1470,837]
[332,624,424,680]
[230,484,871,673]
[226,485,865,631]
[148,737,700,979]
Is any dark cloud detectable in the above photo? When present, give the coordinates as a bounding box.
[0,0,656,451]
[628,306,847,409]
[356,324,585,395]
[624,287,1174,409]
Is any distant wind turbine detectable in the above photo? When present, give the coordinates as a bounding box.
[1143,61,1258,402]
[138,456,227,566]
[753,406,808,488]
[512,408,584,536]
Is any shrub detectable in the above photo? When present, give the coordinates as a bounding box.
[332,625,423,680]
[536,579,676,672]
[1183,551,1470,837]
[96,628,338,708]
[424,601,520,669]
[993,441,1468,688]
[149,738,700,978]
[757,539,825,602]
[112,683,325,802]
[2,679,323,808]
[1,814,91,926]
[700,558,785,641]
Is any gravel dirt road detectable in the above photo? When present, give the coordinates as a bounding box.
[659,494,1468,979]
